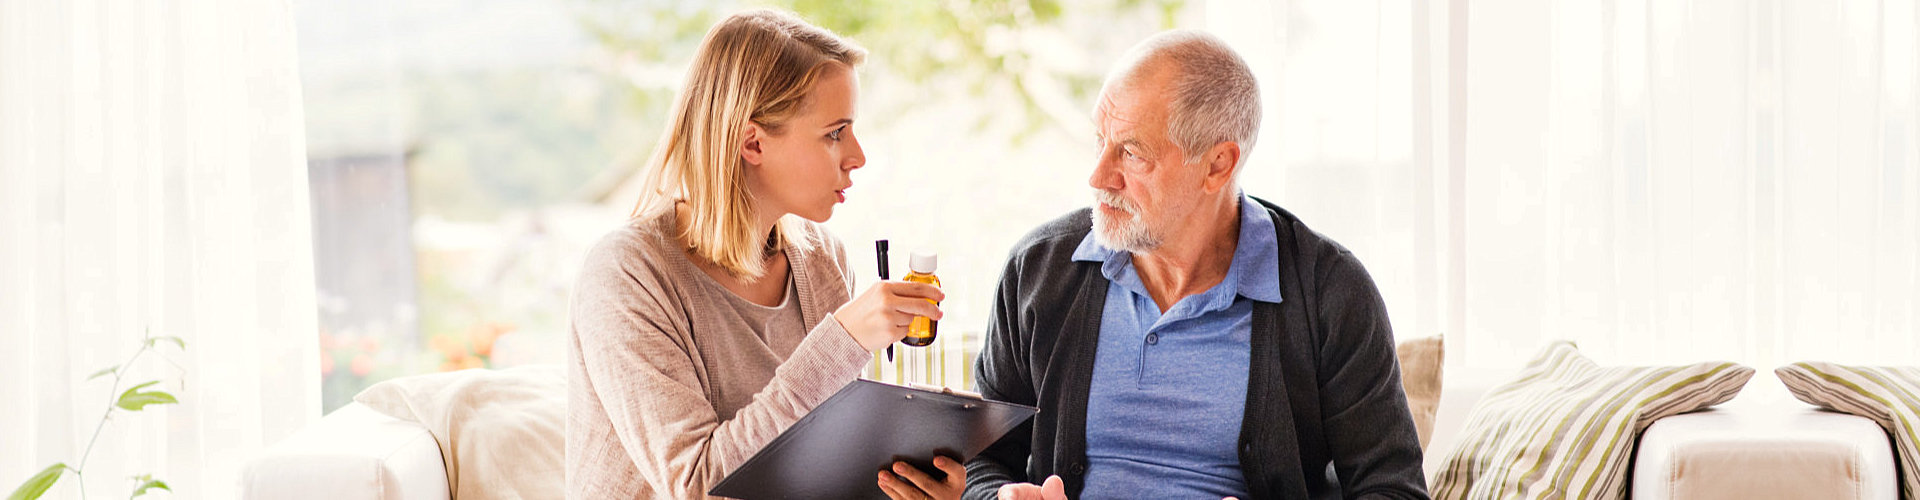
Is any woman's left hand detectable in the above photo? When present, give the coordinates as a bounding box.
[877,455,966,500]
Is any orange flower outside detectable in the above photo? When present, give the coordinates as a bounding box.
[427,321,514,372]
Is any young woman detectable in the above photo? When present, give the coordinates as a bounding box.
[566,9,963,499]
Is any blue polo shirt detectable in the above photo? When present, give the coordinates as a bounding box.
[1071,193,1281,499]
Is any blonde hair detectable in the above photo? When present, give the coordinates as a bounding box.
[633,9,866,278]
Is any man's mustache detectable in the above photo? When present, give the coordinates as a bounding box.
[1093,190,1138,215]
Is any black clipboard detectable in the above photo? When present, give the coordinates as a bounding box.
[709,379,1038,500]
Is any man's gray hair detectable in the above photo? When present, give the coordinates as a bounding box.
[1108,30,1261,169]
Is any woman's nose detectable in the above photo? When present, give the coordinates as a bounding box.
[844,133,866,170]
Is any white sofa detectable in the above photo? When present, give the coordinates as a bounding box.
[242,403,450,500]
[249,374,1900,500]
[1427,377,1898,500]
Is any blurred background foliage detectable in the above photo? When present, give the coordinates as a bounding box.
[300,0,1186,411]
[410,0,1186,222]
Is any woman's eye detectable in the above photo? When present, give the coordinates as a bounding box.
[828,126,845,141]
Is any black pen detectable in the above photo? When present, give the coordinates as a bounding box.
[876,239,892,362]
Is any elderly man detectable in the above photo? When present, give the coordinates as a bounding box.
[964,30,1429,500]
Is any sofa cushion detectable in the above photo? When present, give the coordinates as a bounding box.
[1398,335,1444,451]
[1430,341,1753,500]
[1776,361,1920,499]
[354,365,565,500]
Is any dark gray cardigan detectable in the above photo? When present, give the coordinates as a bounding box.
[963,197,1429,500]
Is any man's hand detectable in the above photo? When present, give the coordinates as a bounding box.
[995,475,1066,500]
[877,456,965,500]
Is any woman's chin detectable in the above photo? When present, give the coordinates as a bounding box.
[794,207,834,223]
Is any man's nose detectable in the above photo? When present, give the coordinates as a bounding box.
[1089,150,1122,190]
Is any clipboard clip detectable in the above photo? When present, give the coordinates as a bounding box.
[905,382,984,400]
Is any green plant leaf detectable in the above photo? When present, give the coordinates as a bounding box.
[117,392,178,412]
[127,475,169,499]
[144,336,186,350]
[116,381,178,411]
[7,463,66,500]
[87,365,120,381]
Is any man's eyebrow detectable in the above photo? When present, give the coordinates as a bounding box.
[1094,134,1154,157]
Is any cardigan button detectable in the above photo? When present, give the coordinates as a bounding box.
[1069,462,1086,475]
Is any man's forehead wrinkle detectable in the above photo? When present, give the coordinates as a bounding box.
[1095,93,1146,139]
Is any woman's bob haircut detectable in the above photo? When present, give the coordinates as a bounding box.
[633,9,866,278]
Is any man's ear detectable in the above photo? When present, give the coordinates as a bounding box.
[740,123,766,167]
[1200,141,1242,194]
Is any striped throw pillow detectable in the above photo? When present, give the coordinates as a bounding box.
[1431,341,1753,500]
[1776,362,1920,499]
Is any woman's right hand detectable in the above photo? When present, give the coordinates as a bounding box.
[833,281,945,352]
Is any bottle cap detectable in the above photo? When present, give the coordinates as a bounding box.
[909,250,937,274]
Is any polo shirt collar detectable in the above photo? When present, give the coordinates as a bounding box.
[1071,193,1283,307]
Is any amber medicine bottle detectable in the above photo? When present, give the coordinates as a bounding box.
[901,251,940,347]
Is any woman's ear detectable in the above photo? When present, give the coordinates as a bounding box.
[740,123,766,167]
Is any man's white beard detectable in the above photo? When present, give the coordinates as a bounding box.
[1090,189,1161,252]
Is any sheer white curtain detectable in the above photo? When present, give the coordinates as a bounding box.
[1207,0,1447,350]
[1209,0,1920,377]
[0,0,319,498]
[1457,0,1919,371]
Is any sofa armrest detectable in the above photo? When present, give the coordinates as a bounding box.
[1632,390,1897,500]
[241,402,451,500]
